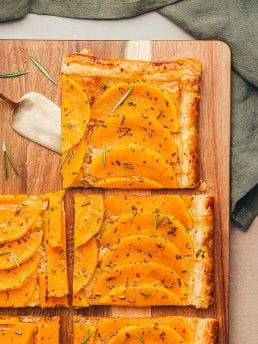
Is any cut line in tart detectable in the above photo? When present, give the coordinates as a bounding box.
[0,191,68,308]
[61,52,201,189]
[72,193,214,308]
[0,315,59,343]
[73,316,217,344]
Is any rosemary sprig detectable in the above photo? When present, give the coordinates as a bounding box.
[112,86,134,112]
[153,210,159,230]
[156,216,167,228]
[30,56,57,85]
[0,71,30,78]
[62,149,74,165]
[2,142,20,179]
[11,252,20,268]
[0,251,11,257]
[81,331,93,344]
[136,334,144,344]
[102,147,106,167]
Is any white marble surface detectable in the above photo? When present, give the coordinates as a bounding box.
[0,11,257,344]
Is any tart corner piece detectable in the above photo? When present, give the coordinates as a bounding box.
[73,316,218,344]
[61,51,201,189]
[0,191,68,308]
[72,193,214,308]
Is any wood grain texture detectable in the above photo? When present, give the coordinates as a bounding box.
[0,40,230,344]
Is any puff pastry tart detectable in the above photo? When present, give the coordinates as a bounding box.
[72,194,214,308]
[0,191,68,307]
[0,315,59,343]
[61,52,201,189]
[73,316,217,344]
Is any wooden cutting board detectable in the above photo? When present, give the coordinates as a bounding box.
[0,40,230,343]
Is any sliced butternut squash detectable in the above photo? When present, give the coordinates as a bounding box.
[104,195,193,229]
[74,238,98,294]
[38,273,67,308]
[74,194,104,249]
[0,253,40,291]
[36,318,60,343]
[0,277,37,307]
[92,262,186,298]
[95,176,163,189]
[89,144,177,188]
[62,134,88,188]
[0,229,43,270]
[91,82,179,132]
[62,74,90,152]
[90,114,178,163]
[0,322,36,343]
[73,323,96,344]
[100,212,193,255]
[98,284,181,306]
[0,196,42,243]
[73,289,89,307]
[108,324,184,344]
[43,207,68,298]
[0,316,20,324]
[45,190,64,248]
[101,235,188,279]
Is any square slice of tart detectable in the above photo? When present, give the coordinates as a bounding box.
[0,191,68,308]
[73,316,217,344]
[61,52,201,189]
[0,315,59,343]
[72,193,214,308]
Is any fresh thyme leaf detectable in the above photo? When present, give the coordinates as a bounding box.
[153,210,159,230]
[63,149,74,165]
[121,115,125,125]
[0,71,30,78]
[112,86,134,112]
[102,147,106,167]
[81,331,93,344]
[140,291,151,299]
[30,56,57,85]
[0,251,11,257]
[156,216,167,228]
[136,334,144,344]
[11,252,20,268]
[2,142,20,179]
[81,201,90,207]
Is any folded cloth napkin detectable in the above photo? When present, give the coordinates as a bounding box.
[0,0,257,229]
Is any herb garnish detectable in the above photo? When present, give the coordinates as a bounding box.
[136,334,144,343]
[2,142,20,179]
[30,56,57,85]
[0,71,30,78]
[81,331,93,344]
[102,147,106,167]
[62,149,74,165]
[112,86,134,112]
[153,211,167,230]
[0,251,11,257]
[11,252,20,268]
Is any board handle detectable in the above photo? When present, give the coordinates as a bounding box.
[0,92,17,108]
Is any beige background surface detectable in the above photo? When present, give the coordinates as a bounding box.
[0,11,257,344]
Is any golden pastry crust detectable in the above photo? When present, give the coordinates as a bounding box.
[61,52,201,189]
[73,194,214,308]
[73,316,217,344]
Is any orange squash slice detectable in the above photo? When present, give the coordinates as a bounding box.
[0,253,40,291]
[62,74,90,152]
[74,194,104,248]
[0,229,43,270]
[89,144,177,188]
[95,176,163,189]
[91,82,179,133]
[100,212,193,255]
[104,195,193,229]
[101,235,188,279]
[0,196,42,243]
[90,114,178,163]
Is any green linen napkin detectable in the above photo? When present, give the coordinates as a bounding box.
[0,0,257,229]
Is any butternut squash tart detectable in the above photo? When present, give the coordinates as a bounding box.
[73,194,214,308]
[61,52,201,189]
[0,315,59,343]
[0,191,68,307]
[73,316,217,344]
